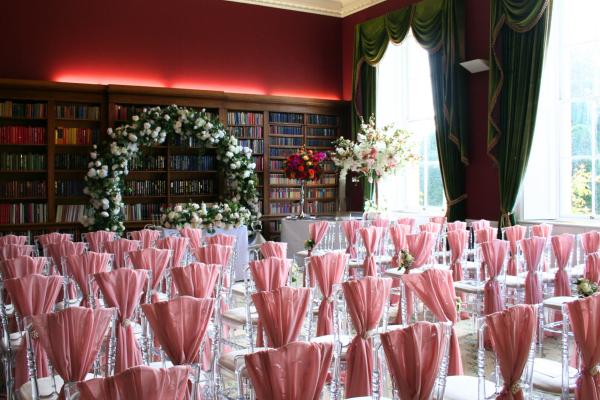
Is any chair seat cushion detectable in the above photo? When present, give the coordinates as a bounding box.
[218,347,269,372]
[18,373,95,400]
[532,357,577,393]
[453,281,484,294]
[438,375,496,400]
[1,331,24,352]
[505,275,525,288]
[221,306,258,326]
[310,334,353,347]
[543,296,577,311]
[231,281,246,298]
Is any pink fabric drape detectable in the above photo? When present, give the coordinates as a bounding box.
[371,218,390,228]
[171,262,220,298]
[46,241,87,274]
[244,341,333,400]
[102,239,140,269]
[342,220,361,259]
[407,232,436,269]
[156,236,189,268]
[430,216,447,225]
[447,221,467,231]
[486,304,536,400]
[481,239,508,315]
[475,227,498,244]
[0,235,28,246]
[1,256,47,279]
[585,253,600,284]
[471,219,490,231]
[0,244,35,261]
[521,237,545,304]
[142,296,214,366]
[567,295,600,400]
[95,268,147,373]
[260,241,287,259]
[380,322,446,400]
[179,227,203,249]
[308,221,329,255]
[447,229,469,282]
[531,223,552,238]
[128,229,160,249]
[390,224,411,268]
[360,226,383,276]
[343,276,391,398]
[128,248,171,303]
[397,217,416,233]
[32,307,113,400]
[551,234,574,297]
[402,269,463,375]
[310,252,347,336]
[37,232,72,247]
[581,231,600,255]
[251,286,310,348]
[193,244,232,266]
[65,252,111,307]
[504,225,526,275]
[78,365,190,400]
[419,222,442,234]
[205,233,236,247]
[84,231,116,253]
[4,274,63,388]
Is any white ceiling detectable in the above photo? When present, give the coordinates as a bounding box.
[225,0,386,17]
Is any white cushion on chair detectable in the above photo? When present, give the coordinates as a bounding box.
[375,324,404,334]
[310,334,353,347]
[296,250,309,258]
[439,375,496,400]
[218,348,269,372]
[453,281,484,294]
[504,275,525,288]
[54,297,82,310]
[149,360,174,369]
[571,263,584,278]
[347,397,392,399]
[231,281,246,298]
[543,296,577,311]
[18,373,95,400]
[384,268,403,278]
[221,306,258,326]
[532,357,577,393]
[1,331,24,351]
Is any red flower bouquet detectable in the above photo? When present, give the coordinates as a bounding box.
[284,147,327,181]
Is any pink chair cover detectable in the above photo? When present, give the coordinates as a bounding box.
[551,234,574,297]
[251,286,310,348]
[585,253,600,284]
[485,304,537,400]
[419,222,442,234]
[142,296,214,366]
[37,232,72,247]
[78,365,190,400]
[102,239,140,269]
[581,231,600,255]
[156,236,189,268]
[504,225,526,275]
[0,244,34,261]
[430,216,447,225]
[402,269,463,375]
[84,231,116,253]
[172,262,220,298]
[128,229,160,249]
[244,341,333,400]
[205,233,236,246]
[343,276,391,398]
[447,229,469,281]
[380,322,446,400]
[95,268,147,373]
[342,220,361,259]
[475,227,498,244]
[32,307,113,399]
[65,252,111,307]
[1,256,47,279]
[308,221,329,255]
[4,274,63,388]
[128,248,171,302]
[531,223,552,238]
[371,218,390,228]
[46,241,87,274]
[360,226,383,276]
[309,252,347,337]
[397,217,416,232]
[179,227,203,249]
[260,241,287,259]
[481,239,508,316]
[390,224,411,269]
[0,234,28,246]
[407,232,437,269]
[521,237,545,304]
[567,295,600,400]
[193,244,232,266]
[447,221,467,231]
[471,219,490,231]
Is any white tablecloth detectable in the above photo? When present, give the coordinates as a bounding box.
[160,226,249,280]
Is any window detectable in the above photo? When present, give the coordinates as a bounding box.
[376,33,445,212]
[522,0,600,220]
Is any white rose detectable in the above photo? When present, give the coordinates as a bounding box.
[168,212,176,220]
[132,115,139,121]
[100,211,109,218]
[226,151,234,158]
[164,114,171,121]
[174,205,183,212]
[128,134,137,142]
[87,169,97,177]
[98,169,108,178]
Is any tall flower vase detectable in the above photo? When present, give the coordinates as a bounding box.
[362,174,380,220]
[299,180,306,219]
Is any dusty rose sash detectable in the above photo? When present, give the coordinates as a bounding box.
[205,233,236,246]
[471,219,490,231]
[171,262,220,298]
[179,227,203,249]
[0,235,28,246]
[128,248,171,303]
[481,239,508,316]
[308,221,329,256]
[581,231,600,255]
[260,241,287,259]
[390,224,411,269]
[585,253,600,284]
[84,231,116,253]
[342,220,361,259]
[430,216,447,225]
[156,236,189,268]
[36,232,72,247]
[531,224,552,271]
[419,222,442,234]
[102,239,140,269]
[397,217,416,233]
[1,256,48,279]
[521,237,545,304]
[447,229,469,282]
[128,229,160,249]
[0,244,35,261]
[65,252,111,307]
[504,225,526,276]
[46,241,87,274]
[552,234,574,297]
[446,221,467,231]
[310,252,347,337]
[360,226,383,277]
[371,218,390,228]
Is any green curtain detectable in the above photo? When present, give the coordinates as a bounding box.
[487,0,552,227]
[352,0,468,221]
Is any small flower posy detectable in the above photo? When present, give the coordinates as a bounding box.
[575,277,599,298]
[304,239,315,252]
[397,249,414,274]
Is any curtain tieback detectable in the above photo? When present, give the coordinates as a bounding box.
[586,365,599,376]
[446,193,467,207]
[27,327,39,340]
[361,329,374,340]
[122,318,134,328]
[510,381,522,395]
[501,210,513,227]
[326,296,335,304]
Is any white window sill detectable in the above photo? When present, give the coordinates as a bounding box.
[519,218,600,228]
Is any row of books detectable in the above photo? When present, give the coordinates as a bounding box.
[54,127,99,145]
[269,203,301,215]
[267,220,281,233]
[305,201,336,213]
[55,180,85,196]
[171,136,210,148]
[56,104,100,120]
[269,187,336,199]
[253,156,264,172]
[55,153,88,170]
[170,180,215,195]
[123,203,162,221]
[113,104,146,121]
[307,127,336,137]
[271,126,302,135]
[270,137,302,147]
[170,155,216,171]
[269,148,295,158]
[238,139,264,153]
[0,181,47,198]
[56,205,86,223]
[0,126,46,144]
[0,203,48,224]
[125,180,167,196]
[307,114,337,125]
[269,112,303,124]
[0,101,47,119]
[130,155,166,171]
[227,111,263,125]
[306,139,332,147]
[269,174,337,185]
[0,153,46,171]
[269,160,285,170]
[230,126,262,139]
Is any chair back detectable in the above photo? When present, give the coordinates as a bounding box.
[0,244,37,261]
[0,256,49,279]
[127,229,160,249]
[82,231,116,253]
[64,252,112,307]
[260,241,287,259]
[155,236,190,268]
[179,227,203,249]
[46,241,87,274]
[102,239,141,269]
[171,262,221,299]
[0,234,28,246]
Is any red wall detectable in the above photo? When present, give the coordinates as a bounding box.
[0,0,342,99]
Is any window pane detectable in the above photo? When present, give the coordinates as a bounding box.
[419,162,425,207]
[571,102,592,156]
[571,159,592,215]
[427,131,438,162]
[427,163,444,208]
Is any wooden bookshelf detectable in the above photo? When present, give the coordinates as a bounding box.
[0,79,348,240]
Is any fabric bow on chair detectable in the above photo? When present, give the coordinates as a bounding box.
[65,252,111,307]
[580,231,600,255]
[343,276,391,398]
[0,256,48,279]
[128,248,171,303]
[342,220,361,259]
[503,225,526,276]
[171,262,221,298]
[0,235,28,246]
[205,233,236,246]
[95,268,147,373]
[83,231,116,253]
[259,241,287,259]
[128,229,160,249]
[551,234,574,297]
[419,222,442,234]
[156,236,190,268]
[585,253,600,284]
[310,252,347,337]
[102,239,140,269]
[447,229,469,282]
[521,237,545,304]
[179,227,203,250]
[359,226,383,277]
[389,224,410,307]
[530,224,552,271]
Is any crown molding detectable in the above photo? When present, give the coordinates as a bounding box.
[224,0,386,18]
